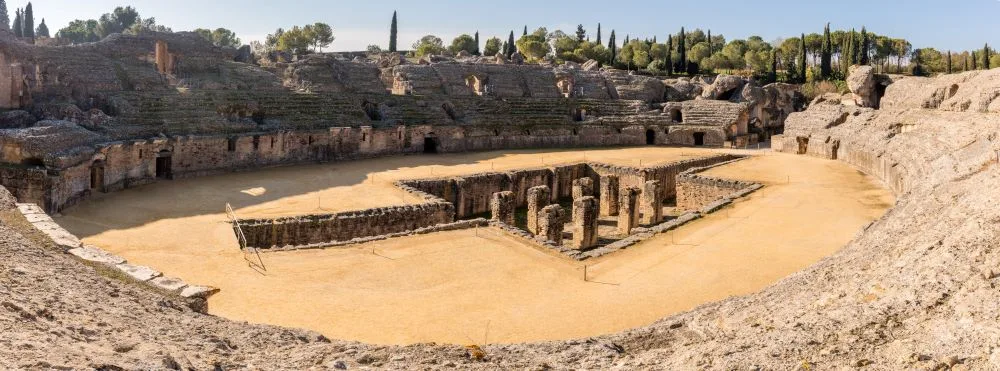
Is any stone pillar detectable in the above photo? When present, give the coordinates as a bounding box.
[526,185,551,235]
[599,175,620,216]
[490,191,515,225]
[572,177,594,199]
[537,204,565,245]
[618,187,641,235]
[641,180,663,225]
[571,196,599,250]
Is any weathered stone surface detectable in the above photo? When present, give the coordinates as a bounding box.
[581,59,599,71]
[0,186,14,211]
[234,45,253,63]
[526,186,550,235]
[701,74,746,100]
[536,204,564,245]
[68,245,126,266]
[847,65,878,108]
[115,263,163,282]
[599,176,619,216]
[0,110,37,129]
[149,276,188,293]
[490,191,515,225]
[571,196,599,250]
[180,285,221,299]
[618,187,640,235]
[664,80,704,102]
[572,178,594,199]
[640,180,663,225]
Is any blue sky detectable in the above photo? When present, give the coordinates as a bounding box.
[10,0,1000,52]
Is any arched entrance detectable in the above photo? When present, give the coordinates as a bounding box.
[156,150,173,179]
[671,109,683,123]
[90,160,105,191]
[645,129,656,145]
[423,133,439,154]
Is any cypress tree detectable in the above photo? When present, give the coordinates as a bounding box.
[22,2,32,42]
[799,33,807,83]
[665,34,673,75]
[473,32,480,55]
[984,44,991,70]
[947,51,953,74]
[821,23,832,79]
[972,51,978,70]
[860,27,870,65]
[707,30,712,54]
[12,8,20,37]
[523,26,527,36]
[677,27,687,73]
[388,11,398,52]
[624,34,629,45]
[0,0,9,31]
[501,40,508,57]
[35,17,47,38]
[769,50,778,83]
[506,31,515,57]
[841,32,852,77]
[964,54,969,72]
[608,30,617,65]
[596,23,602,45]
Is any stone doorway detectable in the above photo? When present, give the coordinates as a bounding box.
[423,134,439,154]
[156,151,173,179]
[645,129,656,145]
[90,162,105,191]
[693,132,706,146]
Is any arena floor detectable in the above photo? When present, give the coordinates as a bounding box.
[55,147,894,345]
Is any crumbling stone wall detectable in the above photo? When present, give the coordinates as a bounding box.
[238,202,455,249]
[675,159,762,212]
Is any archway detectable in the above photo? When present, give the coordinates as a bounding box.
[671,109,683,123]
[361,100,382,121]
[90,161,105,191]
[693,132,706,146]
[645,129,656,145]
[423,133,439,154]
[156,150,173,179]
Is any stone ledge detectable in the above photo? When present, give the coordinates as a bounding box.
[115,263,163,282]
[69,245,127,266]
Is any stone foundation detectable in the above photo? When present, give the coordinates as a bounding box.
[490,191,515,225]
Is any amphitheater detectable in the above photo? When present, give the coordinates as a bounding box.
[1,29,999,369]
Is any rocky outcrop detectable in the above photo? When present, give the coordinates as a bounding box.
[881,68,1000,113]
[664,79,704,101]
[0,110,37,129]
[701,74,745,100]
[847,65,878,107]
[0,185,14,210]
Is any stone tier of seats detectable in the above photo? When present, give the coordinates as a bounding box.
[679,101,748,126]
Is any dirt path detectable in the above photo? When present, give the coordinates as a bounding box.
[55,148,893,345]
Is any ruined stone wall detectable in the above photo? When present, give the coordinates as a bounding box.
[0,166,49,208]
[643,154,742,200]
[676,172,752,212]
[238,202,455,249]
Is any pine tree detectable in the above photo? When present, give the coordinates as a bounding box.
[984,44,991,70]
[860,27,870,65]
[799,33,807,82]
[507,31,515,57]
[821,23,832,79]
[388,11,398,52]
[575,24,586,42]
[596,23,602,45]
[608,30,617,65]
[35,17,47,38]
[12,8,20,37]
[0,0,9,31]
[665,34,673,75]
[677,27,687,73]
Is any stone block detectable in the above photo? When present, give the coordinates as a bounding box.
[536,204,565,245]
[115,263,163,282]
[641,180,663,225]
[599,175,620,216]
[149,276,188,293]
[69,245,126,266]
[618,187,641,235]
[490,191,515,225]
[571,196,599,250]
[180,285,221,299]
[572,177,594,200]
[526,186,551,235]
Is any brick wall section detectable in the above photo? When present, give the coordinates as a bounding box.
[237,202,455,249]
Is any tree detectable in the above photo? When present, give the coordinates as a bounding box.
[95,6,140,38]
[596,23,601,45]
[911,49,926,76]
[412,35,445,57]
[388,11,397,52]
[309,23,334,52]
[515,28,549,60]
[12,8,20,37]
[707,30,712,54]
[523,26,527,36]
[22,2,33,42]
[449,34,477,55]
[575,24,586,42]
[194,28,241,48]
[56,19,98,43]
[820,23,832,79]
[473,32,480,55]
[859,27,870,65]
[484,37,501,56]
[799,34,807,82]
[665,34,673,74]
[947,51,953,74]
[677,27,687,73]
[984,44,991,70]
[506,31,515,57]
[0,0,9,31]
[34,18,48,37]
[972,51,978,70]
[277,26,313,54]
[608,30,617,65]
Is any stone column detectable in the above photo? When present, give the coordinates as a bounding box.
[490,191,515,225]
[618,187,641,235]
[537,204,565,245]
[572,177,594,199]
[526,185,551,235]
[571,196,599,250]
[599,175,620,216]
[641,180,663,225]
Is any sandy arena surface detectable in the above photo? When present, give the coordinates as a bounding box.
[55,148,893,345]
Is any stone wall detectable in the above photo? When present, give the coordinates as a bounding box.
[675,158,761,212]
[237,202,455,249]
